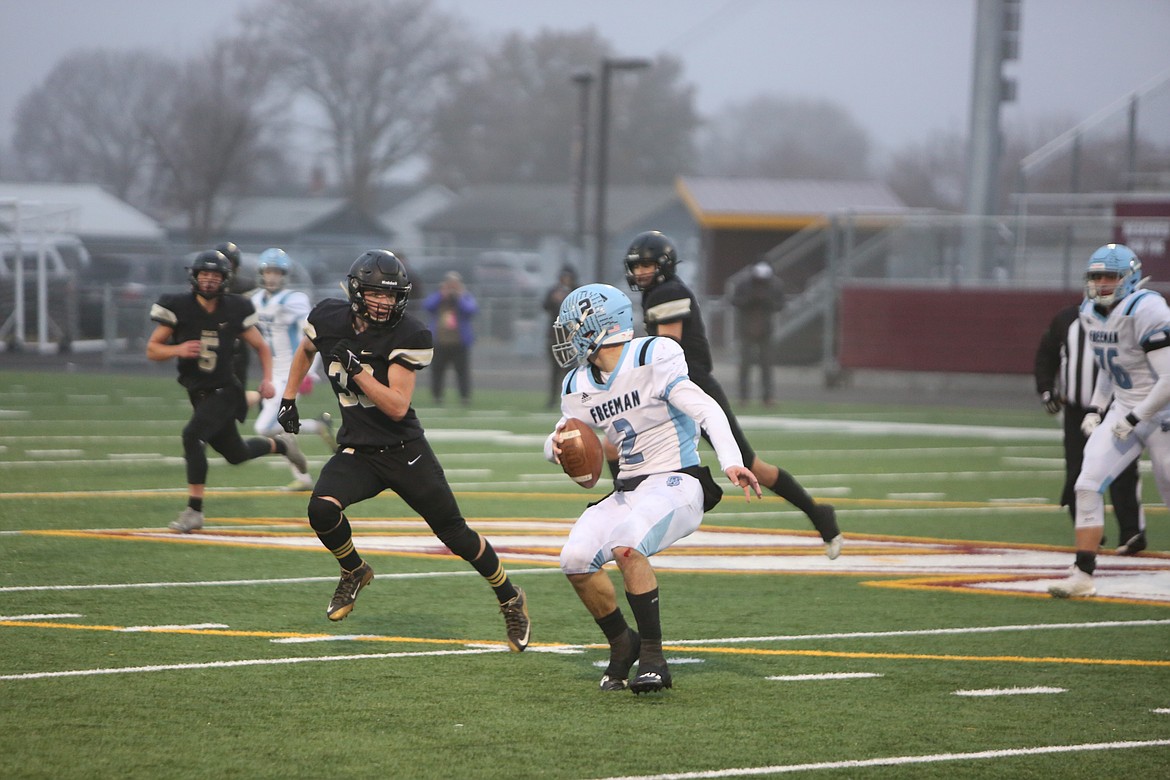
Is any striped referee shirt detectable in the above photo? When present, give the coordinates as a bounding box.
[1034,303,1098,409]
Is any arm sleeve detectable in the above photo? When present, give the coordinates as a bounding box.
[1088,368,1113,412]
[1131,345,1170,420]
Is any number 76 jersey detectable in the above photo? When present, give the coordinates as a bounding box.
[1079,289,1170,410]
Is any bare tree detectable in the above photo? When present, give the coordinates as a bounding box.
[426,28,698,187]
[882,130,966,210]
[11,49,177,206]
[146,34,286,243]
[250,0,468,213]
[697,95,871,180]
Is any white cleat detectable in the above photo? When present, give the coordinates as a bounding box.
[169,507,204,533]
[825,534,843,560]
[1048,568,1097,599]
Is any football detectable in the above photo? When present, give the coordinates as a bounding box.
[559,418,603,489]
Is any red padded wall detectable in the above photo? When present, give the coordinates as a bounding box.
[837,286,1081,374]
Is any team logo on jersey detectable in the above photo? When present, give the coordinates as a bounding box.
[666,476,681,487]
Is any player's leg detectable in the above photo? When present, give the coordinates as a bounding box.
[1052,416,1143,597]
[693,371,841,555]
[561,494,640,690]
[171,391,239,532]
[309,453,383,621]
[390,438,529,650]
[1109,457,1145,555]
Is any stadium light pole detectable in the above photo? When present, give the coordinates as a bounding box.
[593,57,651,283]
[570,70,594,252]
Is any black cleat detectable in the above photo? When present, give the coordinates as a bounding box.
[599,629,641,691]
[1116,532,1147,556]
[500,587,531,652]
[327,561,373,621]
[629,663,672,695]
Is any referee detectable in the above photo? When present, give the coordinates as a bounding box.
[1034,303,1146,554]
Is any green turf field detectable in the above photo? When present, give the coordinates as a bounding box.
[1,368,1168,779]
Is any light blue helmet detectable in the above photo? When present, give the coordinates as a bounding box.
[552,283,635,368]
[258,247,291,273]
[1085,243,1142,307]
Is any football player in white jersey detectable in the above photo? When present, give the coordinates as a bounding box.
[1050,244,1170,598]
[248,248,333,489]
[545,284,760,693]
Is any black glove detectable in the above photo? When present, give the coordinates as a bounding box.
[1040,391,1062,415]
[331,339,363,375]
[277,398,301,433]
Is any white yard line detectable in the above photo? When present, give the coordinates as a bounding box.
[0,647,508,681]
[584,740,1170,780]
[953,687,1066,696]
[0,568,563,593]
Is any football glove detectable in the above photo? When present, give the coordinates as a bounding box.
[1080,409,1102,437]
[277,398,300,434]
[331,340,363,375]
[1040,391,1062,415]
[1113,411,1140,441]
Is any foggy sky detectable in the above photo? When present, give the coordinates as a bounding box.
[1,0,1168,158]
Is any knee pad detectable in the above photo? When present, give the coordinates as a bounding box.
[308,496,343,534]
[436,521,480,560]
[1074,488,1105,529]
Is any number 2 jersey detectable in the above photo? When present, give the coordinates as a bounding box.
[1080,289,1170,411]
[150,292,257,393]
[548,336,743,480]
[304,297,432,448]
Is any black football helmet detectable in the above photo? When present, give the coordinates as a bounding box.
[624,230,679,290]
[214,241,242,271]
[188,250,232,298]
[346,250,412,328]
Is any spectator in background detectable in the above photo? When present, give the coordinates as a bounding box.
[1034,302,1144,553]
[731,261,785,405]
[542,265,578,408]
[423,270,477,405]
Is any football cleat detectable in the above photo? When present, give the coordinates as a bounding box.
[317,412,336,452]
[275,432,309,474]
[599,628,641,691]
[825,534,844,560]
[1047,568,1097,599]
[1116,532,1147,556]
[327,561,374,621]
[629,663,673,695]
[499,587,530,652]
[282,474,315,492]
[169,507,204,533]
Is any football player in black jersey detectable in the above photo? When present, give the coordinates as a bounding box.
[623,231,844,559]
[276,250,531,651]
[146,250,312,533]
